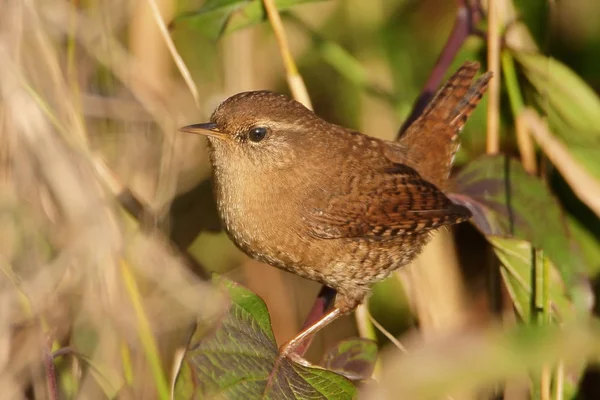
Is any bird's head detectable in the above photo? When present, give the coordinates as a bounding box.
[180,91,325,169]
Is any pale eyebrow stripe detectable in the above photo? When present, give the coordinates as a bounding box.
[251,121,301,131]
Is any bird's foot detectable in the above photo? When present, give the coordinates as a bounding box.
[279,348,313,366]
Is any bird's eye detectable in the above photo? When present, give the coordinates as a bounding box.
[248,126,268,143]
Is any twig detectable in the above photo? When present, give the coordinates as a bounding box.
[368,312,407,353]
[398,0,482,137]
[44,349,60,400]
[262,0,312,109]
[486,0,501,154]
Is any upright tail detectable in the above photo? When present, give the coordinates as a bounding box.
[399,61,492,188]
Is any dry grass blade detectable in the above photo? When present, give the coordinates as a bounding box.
[46,2,176,132]
[502,49,538,174]
[0,1,220,397]
[486,0,501,154]
[522,109,600,217]
[119,259,170,399]
[367,313,407,354]
[262,0,313,109]
[515,111,537,174]
[145,0,199,108]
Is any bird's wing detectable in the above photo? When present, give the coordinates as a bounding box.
[305,164,470,240]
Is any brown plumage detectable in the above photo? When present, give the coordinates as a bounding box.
[181,61,492,355]
[399,61,492,187]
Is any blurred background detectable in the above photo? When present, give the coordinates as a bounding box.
[1,0,600,398]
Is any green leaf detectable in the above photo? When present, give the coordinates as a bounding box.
[567,216,600,275]
[514,51,600,180]
[321,338,378,381]
[512,1,549,44]
[450,154,584,292]
[171,0,327,40]
[490,236,573,322]
[174,276,356,399]
[514,51,600,133]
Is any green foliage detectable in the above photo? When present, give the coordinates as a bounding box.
[491,237,572,322]
[174,277,356,399]
[516,51,600,134]
[321,338,378,381]
[451,155,584,291]
[515,51,600,181]
[512,0,550,45]
[172,0,326,40]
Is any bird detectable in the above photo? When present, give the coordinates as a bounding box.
[180,61,492,356]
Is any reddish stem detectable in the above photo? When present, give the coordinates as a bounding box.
[398,0,482,137]
[44,344,59,400]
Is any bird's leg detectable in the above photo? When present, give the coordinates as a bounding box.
[279,307,344,357]
[293,286,337,357]
[279,291,365,358]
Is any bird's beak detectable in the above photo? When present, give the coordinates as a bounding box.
[179,123,228,140]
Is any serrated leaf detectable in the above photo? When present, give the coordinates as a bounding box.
[450,154,584,292]
[321,338,378,381]
[172,0,326,40]
[489,236,573,321]
[174,277,356,399]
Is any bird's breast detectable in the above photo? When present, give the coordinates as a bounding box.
[211,162,314,269]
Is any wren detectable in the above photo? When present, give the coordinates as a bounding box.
[181,61,492,356]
